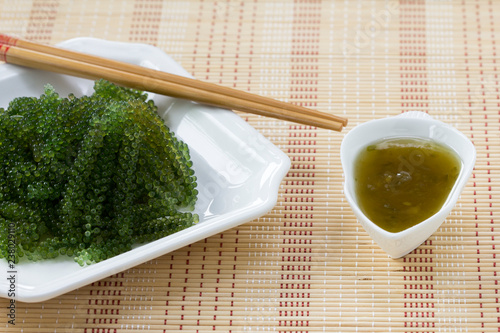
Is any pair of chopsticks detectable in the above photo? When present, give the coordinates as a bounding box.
[0,34,347,131]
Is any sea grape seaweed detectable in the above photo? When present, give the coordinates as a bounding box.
[0,80,198,266]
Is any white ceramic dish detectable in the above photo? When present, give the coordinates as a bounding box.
[0,38,290,302]
[341,111,475,258]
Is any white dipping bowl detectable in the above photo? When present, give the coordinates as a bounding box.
[340,111,476,258]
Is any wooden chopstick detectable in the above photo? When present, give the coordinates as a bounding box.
[0,34,347,131]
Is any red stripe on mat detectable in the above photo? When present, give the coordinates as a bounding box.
[462,1,482,329]
[463,0,500,330]
[279,1,322,332]
[399,0,428,114]
[128,0,163,46]
[488,1,500,327]
[399,1,436,331]
[25,0,59,43]
[85,273,124,332]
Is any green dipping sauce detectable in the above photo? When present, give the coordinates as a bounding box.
[354,137,462,233]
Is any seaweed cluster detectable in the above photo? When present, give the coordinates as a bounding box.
[0,80,198,266]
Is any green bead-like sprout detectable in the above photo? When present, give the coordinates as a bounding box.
[0,80,198,266]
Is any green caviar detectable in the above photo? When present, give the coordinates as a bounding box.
[0,80,198,266]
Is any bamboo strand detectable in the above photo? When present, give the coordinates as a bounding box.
[15,296,500,311]
[13,309,500,322]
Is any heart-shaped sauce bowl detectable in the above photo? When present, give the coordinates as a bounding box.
[340,111,476,258]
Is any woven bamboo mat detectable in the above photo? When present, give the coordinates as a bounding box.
[1,0,499,332]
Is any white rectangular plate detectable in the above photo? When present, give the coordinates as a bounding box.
[0,38,290,302]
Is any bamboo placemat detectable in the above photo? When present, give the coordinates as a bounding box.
[1,0,499,332]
